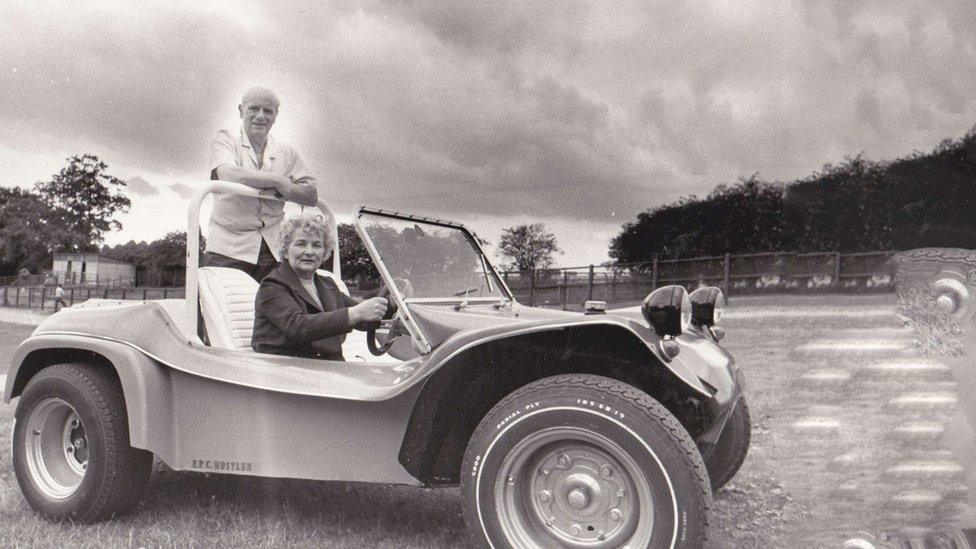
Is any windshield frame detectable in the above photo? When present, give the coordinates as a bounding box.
[353,207,515,305]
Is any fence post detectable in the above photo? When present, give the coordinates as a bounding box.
[651,258,658,291]
[16,287,21,308]
[122,288,127,300]
[40,287,45,310]
[611,270,617,302]
[528,271,536,306]
[587,265,595,301]
[2,286,6,307]
[143,289,148,301]
[70,288,75,306]
[562,271,569,310]
[163,288,169,299]
[723,253,731,302]
[104,288,109,299]
[834,252,842,289]
[28,287,34,309]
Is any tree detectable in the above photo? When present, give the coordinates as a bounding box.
[336,223,378,282]
[497,223,562,272]
[102,231,206,286]
[34,154,131,252]
[609,176,786,265]
[0,187,75,274]
[0,154,131,275]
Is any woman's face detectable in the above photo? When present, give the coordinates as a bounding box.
[286,229,326,278]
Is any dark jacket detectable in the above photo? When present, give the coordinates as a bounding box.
[251,261,369,360]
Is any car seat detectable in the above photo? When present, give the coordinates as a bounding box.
[198,267,258,351]
[197,266,400,362]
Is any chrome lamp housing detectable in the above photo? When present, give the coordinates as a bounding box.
[689,286,726,328]
[641,285,692,337]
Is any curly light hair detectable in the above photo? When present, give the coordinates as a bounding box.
[278,211,336,262]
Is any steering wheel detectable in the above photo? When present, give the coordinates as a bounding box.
[365,279,412,356]
[366,317,402,356]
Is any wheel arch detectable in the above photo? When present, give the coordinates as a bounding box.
[398,323,711,485]
[7,335,175,455]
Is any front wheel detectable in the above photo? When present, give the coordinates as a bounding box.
[461,374,711,549]
[12,363,152,522]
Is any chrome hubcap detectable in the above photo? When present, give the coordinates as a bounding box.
[495,427,654,548]
[935,293,958,315]
[25,398,88,499]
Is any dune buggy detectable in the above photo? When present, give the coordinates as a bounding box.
[4,181,748,548]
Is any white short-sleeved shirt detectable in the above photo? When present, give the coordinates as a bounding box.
[208,127,317,264]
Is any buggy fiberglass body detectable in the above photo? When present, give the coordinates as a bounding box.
[4,181,748,548]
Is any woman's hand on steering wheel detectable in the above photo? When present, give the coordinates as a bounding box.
[349,297,388,324]
[377,277,414,318]
[368,278,412,355]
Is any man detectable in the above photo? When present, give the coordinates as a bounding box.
[54,284,66,312]
[205,87,319,281]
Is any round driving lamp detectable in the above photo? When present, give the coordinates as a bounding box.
[641,285,692,337]
[689,286,725,327]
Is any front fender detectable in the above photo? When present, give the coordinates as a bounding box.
[5,334,176,459]
[422,315,713,397]
[397,319,720,484]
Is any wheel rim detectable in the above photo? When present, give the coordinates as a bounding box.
[495,427,654,548]
[24,398,88,499]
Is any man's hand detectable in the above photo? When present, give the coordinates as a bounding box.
[349,297,388,324]
[275,177,318,206]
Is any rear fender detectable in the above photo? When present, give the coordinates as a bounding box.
[5,334,175,459]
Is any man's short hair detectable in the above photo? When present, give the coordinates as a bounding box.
[241,87,281,110]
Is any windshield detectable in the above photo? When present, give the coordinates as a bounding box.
[358,212,508,301]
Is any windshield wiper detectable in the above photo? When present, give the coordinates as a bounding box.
[454,287,479,297]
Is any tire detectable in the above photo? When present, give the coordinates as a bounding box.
[704,396,751,492]
[12,363,153,522]
[460,374,711,549]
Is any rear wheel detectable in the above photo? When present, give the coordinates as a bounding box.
[12,363,152,522]
[704,396,751,491]
[461,374,711,549]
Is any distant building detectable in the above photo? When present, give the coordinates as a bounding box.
[52,253,135,287]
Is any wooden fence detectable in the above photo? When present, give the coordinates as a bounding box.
[3,249,898,312]
[502,250,896,309]
[1,285,185,311]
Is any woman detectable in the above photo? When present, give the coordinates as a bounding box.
[251,212,389,360]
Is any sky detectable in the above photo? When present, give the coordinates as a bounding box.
[2,0,976,267]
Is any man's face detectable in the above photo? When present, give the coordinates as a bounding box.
[239,97,278,141]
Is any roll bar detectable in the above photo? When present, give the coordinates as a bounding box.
[185,180,340,341]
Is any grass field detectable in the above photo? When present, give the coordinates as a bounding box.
[0,293,973,547]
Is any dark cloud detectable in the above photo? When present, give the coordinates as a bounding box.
[855,89,884,134]
[125,176,157,196]
[378,0,588,58]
